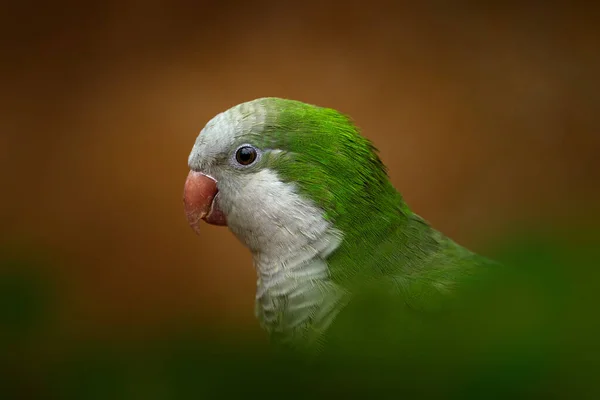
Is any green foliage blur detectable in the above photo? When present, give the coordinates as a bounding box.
[1,227,599,399]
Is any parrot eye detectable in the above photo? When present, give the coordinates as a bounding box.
[234,145,258,166]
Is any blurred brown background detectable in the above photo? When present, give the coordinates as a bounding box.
[1,1,599,341]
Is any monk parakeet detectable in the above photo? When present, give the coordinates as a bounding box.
[183,98,497,350]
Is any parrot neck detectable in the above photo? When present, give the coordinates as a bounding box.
[252,228,349,346]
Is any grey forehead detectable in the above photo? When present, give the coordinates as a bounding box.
[188,100,270,170]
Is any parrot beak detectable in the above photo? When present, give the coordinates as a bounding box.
[183,170,227,234]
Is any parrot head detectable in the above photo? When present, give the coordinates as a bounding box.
[183,97,405,256]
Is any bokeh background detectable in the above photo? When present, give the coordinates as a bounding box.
[2,1,600,397]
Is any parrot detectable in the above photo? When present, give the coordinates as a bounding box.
[183,97,498,351]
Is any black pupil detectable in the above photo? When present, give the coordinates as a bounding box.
[237,147,256,165]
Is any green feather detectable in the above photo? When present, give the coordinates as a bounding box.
[245,98,496,308]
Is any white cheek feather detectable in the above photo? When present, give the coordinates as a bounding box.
[223,169,337,259]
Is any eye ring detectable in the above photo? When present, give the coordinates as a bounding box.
[234,145,258,166]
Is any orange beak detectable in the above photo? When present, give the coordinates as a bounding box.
[183,171,227,234]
